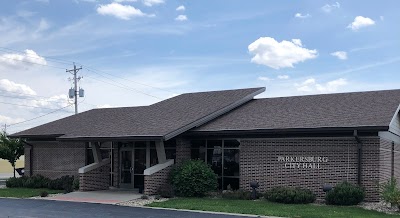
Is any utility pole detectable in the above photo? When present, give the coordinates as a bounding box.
[3,124,6,133]
[67,63,83,115]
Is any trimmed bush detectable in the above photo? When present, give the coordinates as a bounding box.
[265,187,316,204]
[157,184,174,198]
[40,191,49,197]
[73,178,80,190]
[6,175,74,193]
[6,177,26,188]
[171,160,218,197]
[325,182,365,205]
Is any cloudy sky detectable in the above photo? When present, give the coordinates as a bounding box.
[0,0,399,133]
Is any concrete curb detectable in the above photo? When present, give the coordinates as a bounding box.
[138,205,284,218]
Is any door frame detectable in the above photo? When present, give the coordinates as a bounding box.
[119,141,152,189]
[119,147,135,189]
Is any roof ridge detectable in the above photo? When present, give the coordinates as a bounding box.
[255,88,400,100]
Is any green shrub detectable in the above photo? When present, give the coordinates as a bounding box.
[222,190,256,200]
[6,175,74,192]
[141,195,149,199]
[325,182,365,205]
[265,187,316,204]
[6,177,26,188]
[73,178,80,190]
[171,160,218,197]
[157,184,174,198]
[380,177,400,207]
[40,191,49,197]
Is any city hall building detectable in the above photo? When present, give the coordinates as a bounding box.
[11,87,400,201]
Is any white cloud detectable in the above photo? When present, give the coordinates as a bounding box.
[277,75,290,79]
[347,16,375,31]
[142,0,164,7]
[37,18,50,32]
[0,79,37,96]
[294,13,311,19]
[295,78,348,93]
[331,51,347,60]
[176,5,185,11]
[175,15,188,21]
[28,94,70,109]
[114,0,137,2]
[97,3,152,20]
[0,49,47,66]
[0,115,24,125]
[321,2,340,13]
[248,37,318,69]
[258,76,272,81]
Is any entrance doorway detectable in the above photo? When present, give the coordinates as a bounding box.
[119,142,158,190]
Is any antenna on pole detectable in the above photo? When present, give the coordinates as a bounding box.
[67,63,83,115]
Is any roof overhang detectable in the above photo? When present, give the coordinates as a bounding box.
[56,135,164,142]
[163,87,266,140]
[187,126,389,137]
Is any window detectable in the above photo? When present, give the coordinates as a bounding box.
[86,142,111,165]
[190,139,240,190]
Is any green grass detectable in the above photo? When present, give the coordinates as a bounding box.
[0,188,63,198]
[148,198,400,218]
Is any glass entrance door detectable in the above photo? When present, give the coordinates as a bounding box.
[120,150,133,188]
[120,141,154,190]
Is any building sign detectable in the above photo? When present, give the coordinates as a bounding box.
[277,156,328,169]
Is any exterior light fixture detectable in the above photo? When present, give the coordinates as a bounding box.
[250,181,259,200]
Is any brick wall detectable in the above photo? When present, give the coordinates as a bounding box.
[112,148,119,188]
[26,141,86,179]
[143,165,173,195]
[379,138,400,186]
[79,163,110,191]
[176,137,191,164]
[240,137,380,201]
[379,139,392,184]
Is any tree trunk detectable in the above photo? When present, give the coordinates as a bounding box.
[12,163,15,178]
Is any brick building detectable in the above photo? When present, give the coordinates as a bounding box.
[11,87,400,201]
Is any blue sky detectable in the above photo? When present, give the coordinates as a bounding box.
[0,0,399,133]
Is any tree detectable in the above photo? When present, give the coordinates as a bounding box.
[0,132,24,178]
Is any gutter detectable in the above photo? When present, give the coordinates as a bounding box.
[353,130,362,186]
[21,140,34,177]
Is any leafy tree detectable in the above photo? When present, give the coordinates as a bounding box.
[0,132,24,178]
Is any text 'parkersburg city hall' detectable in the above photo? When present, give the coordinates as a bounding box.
[277,156,329,169]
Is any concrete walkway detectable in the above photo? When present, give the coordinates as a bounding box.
[47,189,142,204]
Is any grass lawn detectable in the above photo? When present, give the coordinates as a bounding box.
[149,198,400,218]
[0,188,64,198]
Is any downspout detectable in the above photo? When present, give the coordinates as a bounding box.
[22,140,34,177]
[353,130,362,186]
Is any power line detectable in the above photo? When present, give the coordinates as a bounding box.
[0,55,67,70]
[0,47,73,65]
[85,74,163,100]
[7,104,73,127]
[0,101,71,111]
[0,93,67,103]
[84,66,176,94]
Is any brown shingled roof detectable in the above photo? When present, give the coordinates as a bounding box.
[193,89,400,132]
[11,87,265,140]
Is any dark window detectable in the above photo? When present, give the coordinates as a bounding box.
[190,139,240,190]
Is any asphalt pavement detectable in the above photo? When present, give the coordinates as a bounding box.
[0,198,255,218]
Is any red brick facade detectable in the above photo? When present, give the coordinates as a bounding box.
[79,163,111,191]
[239,137,381,201]
[25,141,85,179]
[143,165,173,195]
[176,137,191,164]
[25,135,400,202]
